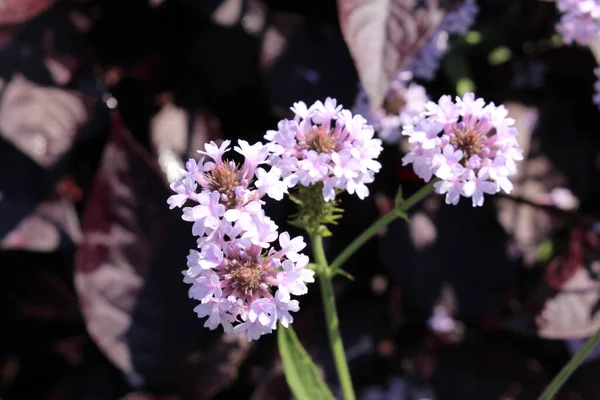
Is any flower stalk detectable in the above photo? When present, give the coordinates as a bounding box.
[309,179,438,400]
[311,233,356,400]
[537,328,600,400]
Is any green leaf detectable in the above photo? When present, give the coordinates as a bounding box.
[289,194,303,205]
[395,209,409,223]
[278,325,336,400]
[335,268,355,281]
[394,185,404,209]
[319,226,333,237]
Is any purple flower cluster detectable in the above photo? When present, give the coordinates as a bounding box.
[168,140,314,340]
[408,0,479,81]
[556,0,600,45]
[402,93,523,207]
[265,98,383,201]
[185,231,313,341]
[353,72,429,143]
[167,92,522,340]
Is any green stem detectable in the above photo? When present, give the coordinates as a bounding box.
[537,329,600,400]
[311,234,356,400]
[329,179,437,272]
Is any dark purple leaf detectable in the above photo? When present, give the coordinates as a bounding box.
[0,0,55,25]
[336,0,444,108]
[75,112,251,396]
[259,12,303,73]
[0,191,81,252]
[506,227,600,339]
[18,268,80,320]
[0,74,89,167]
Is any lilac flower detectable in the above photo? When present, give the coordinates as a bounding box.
[402,93,523,207]
[265,98,383,201]
[556,0,600,46]
[184,223,314,341]
[462,169,497,207]
[167,176,198,209]
[182,190,225,237]
[254,167,287,201]
[408,0,479,81]
[353,72,429,143]
[168,139,287,240]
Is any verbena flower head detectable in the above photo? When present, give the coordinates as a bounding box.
[168,139,315,341]
[265,98,383,201]
[167,139,287,242]
[556,0,600,45]
[409,0,479,80]
[185,221,314,341]
[402,93,523,207]
[353,72,428,143]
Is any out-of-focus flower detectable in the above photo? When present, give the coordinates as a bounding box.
[556,0,600,46]
[510,60,547,89]
[428,305,456,334]
[402,93,523,207]
[541,187,580,211]
[408,0,479,80]
[442,0,479,35]
[407,31,450,81]
[148,0,167,7]
[594,67,600,109]
[353,72,429,143]
[264,98,383,201]
[360,376,435,400]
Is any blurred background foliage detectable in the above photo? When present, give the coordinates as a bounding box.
[1,0,600,399]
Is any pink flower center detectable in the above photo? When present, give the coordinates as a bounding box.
[302,126,340,154]
[205,161,245,208]
[222,257,276,300]
[450,123,494,163]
